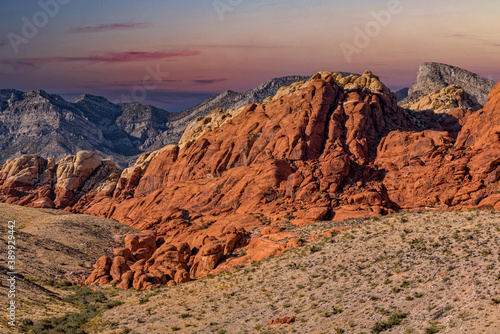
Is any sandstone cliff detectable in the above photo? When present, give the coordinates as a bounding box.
[2,72,500,286]
[3,72,500,225]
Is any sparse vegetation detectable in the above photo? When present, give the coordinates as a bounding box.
[371,310,408,333]
[4,206,500,333]
[23,287,121,334]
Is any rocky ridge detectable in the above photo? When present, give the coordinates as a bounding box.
[2,71,500,288]
[400,62,495,108]
[0,76,311,167]
[0,90,169,167]
[150,75,313,147]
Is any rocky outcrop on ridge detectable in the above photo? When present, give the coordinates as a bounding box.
[401,85,477,113]
[0,150,120,209]
[400,62,495,108]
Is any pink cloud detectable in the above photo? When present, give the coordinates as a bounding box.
[193,79,227,85]
[0,50,201,70]
[67,22,152,33]
[87,50,201,62]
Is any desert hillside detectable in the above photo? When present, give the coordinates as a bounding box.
[11,209,500,333]
[0,203,136,333]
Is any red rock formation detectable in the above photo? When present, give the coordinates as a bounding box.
[375,82,500,210]
[84,229,250,289]
[85,256,112,285]
[0,151,119,210]
[3,74,500,286]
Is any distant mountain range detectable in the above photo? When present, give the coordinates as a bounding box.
[0,75,310,167]
[0,89,169,167]
[0,64,495,167]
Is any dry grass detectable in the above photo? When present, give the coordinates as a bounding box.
[0,203,137,332]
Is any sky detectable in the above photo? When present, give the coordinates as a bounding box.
[0,0,499,111]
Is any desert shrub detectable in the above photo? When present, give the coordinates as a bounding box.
[372,310,408,333]
[23,287,121,334]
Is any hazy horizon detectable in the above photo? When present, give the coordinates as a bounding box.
[1,0,499,111]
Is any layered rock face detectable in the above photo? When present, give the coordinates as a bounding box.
[401,62,495,108]
[3,72,500,286]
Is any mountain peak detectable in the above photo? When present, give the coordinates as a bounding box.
[73,93,112,104]
[403,62,495,108]
[24,89,51,99]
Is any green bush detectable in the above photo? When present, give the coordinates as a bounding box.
[372,310,408,333]
[23,287,122,334]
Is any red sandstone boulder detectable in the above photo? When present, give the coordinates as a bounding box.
[132,270,152,290]
[189,243,224,279]
[110,256,131,284]
[124,231,157,259]
[117,270,134,290]
[113,247,134,261]
[144,242,192,285]
[85,255,112,285]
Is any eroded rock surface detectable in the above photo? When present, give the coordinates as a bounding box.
[402,85,476,113]
[3,73,500,287]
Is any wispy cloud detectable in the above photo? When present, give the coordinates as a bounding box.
[192,79,227,85]
[87,50,200,62]
[450,33,482,41]
[199,43,288,49]
[0,50,201,71]
[67,22,152,33]
[84,79,181,89]
[448,33,500,47]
